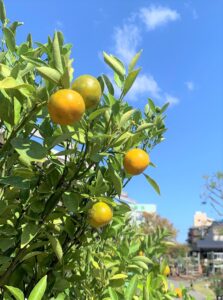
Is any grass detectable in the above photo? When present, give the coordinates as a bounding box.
[193,281,216,300]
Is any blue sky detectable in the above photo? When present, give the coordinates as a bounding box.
[4,0,223,242]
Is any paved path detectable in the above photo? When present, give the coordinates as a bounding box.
[170,279,206,300]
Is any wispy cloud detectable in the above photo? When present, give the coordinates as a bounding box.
[55,20,63,29]
[165,93,180,106]
[139,6,180,30]
[185,81,195,91]
[109,5,180,105]
[128,74,161,101]
[126,74,179,106]
[113,24,141,63]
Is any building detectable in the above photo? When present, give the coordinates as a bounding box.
[118,192,156,224]
[129,203,156,224]
[188,213,223,275]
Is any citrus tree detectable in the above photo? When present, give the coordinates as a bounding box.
[0,1,194,299]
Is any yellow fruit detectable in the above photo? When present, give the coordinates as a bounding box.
[89,202,113,228]
[138,251,144,256]
[163,265,170,276]
[48,89,85,125]
[72,74,102,109]
[123,148,150,175]
[175,288,182,298]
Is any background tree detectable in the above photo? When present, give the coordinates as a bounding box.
[202,172,223,216]
[141,212,178,240]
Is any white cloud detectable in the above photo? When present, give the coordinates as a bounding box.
[108,6,180,105]
[127,75,179,106]
[128,74,162,101]
[139,6,180,30]
[165,93,179,106]
[55,20,63,29]
[113,24,141,63]
[185,81,195,91]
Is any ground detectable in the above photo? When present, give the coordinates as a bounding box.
[170,278,216,300]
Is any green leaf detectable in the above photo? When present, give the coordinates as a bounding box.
[3,28,16,52]
[53,31,63,73]
[125,275,138,300]
[113,132,132,147]
[110,273,128,280]
[63,192,81,213]
[27,33,33,47]
[21,55,48,67]
[0,63,11,77]
[0,77,34,96]
[122,68,141,97]
[46,132,74,149]
[108,287,119,300]
[28,275,47,300]
[148,99,156,113]
[89,107,109,121]
[57,31,64,46]
[131,260,148,270]
[14,97,21,125]
[143,285,150,300]
[136,123,153,132]
[48,234,63,264]
[128,50,143,72]
[97,75,104,93]
[0,0,6,24]
[55,293,66,300]
[109,168,122,196]
[144,174,160,195]
[160,102,169,113]
[102,74,114,95]
[103,52,125,77]
[36,66,61,84]
[21,251,43,262]
[11,138,48,165]
[114,72,123,88]
[119,109,135,128]
[0,176,30,189]
[9,21,24,34]
[0,238,15,251]
[5,286,24,300]
[132,256,153,264]
[21,224,38,248]
[61,67,70,88]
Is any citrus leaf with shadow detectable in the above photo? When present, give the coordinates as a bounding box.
[5,286,24,300]
[11,137,48,165]
[21,224,38,248]
[0,176,30,189]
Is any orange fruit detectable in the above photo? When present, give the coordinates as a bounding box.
[89,202,113,228]
[123,148,150,175]
[163,265,170,276]
[48,89,85,125]
[72,75,102,109]
[175,288,182,298]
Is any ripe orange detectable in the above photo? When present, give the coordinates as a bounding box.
[89,202,113,228]
[72,75,102,109]
[163,265,170,276]
[123,148,150,175]
[175,288,182,298]
[48,89,85,125]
